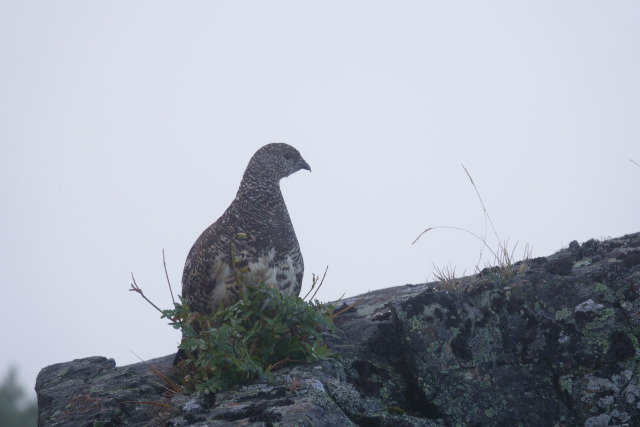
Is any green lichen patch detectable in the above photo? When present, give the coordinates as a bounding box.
[555,308,572,321]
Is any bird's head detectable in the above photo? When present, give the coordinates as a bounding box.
[245,143,311,183]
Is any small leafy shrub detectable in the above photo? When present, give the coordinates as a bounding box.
[162,283,334,394]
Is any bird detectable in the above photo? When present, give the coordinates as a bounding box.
[180,142,311,322]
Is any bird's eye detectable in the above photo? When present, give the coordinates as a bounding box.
[282,153,292,160]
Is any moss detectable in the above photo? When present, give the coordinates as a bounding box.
[594,282,618,304]
[386,406,406,415]
[581,308,619,354]
[559,375,573,395]
[408,316,430,332]
[596,307,616,322]
[574,259,592,268]
[354,302,386,317]
[533,299,547,311]
[594,282,608,292]
[629,332,640,351]
[55,367,70,378]
[427,340,444,355]
[468,327,500,363]
[555,308,572,321]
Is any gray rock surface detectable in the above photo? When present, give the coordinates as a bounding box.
[36,232,640,426]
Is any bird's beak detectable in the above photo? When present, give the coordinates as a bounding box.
[298,157,311,172]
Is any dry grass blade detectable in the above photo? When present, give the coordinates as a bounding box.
[462,164,500,244]
[517,243,533,274]
[431,262,468,291]
[432,263,457,283]
[413,165,532,282]
[330,291,369,321]
[413,226,500,262]
[412,227,435,245]
[269,357,304,372]
[130,350,183,394]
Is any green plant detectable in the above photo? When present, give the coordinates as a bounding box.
[162,283,334,394]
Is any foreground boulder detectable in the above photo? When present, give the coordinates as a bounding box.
[37,233,640,426]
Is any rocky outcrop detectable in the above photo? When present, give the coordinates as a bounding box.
[36,233,640,426]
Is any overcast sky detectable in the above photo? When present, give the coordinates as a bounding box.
[1,1,639,400]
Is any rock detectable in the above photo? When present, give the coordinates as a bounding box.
[36,355,176,426]
[36,232,640,426]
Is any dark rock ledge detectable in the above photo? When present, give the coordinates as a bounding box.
[37,232,640,426]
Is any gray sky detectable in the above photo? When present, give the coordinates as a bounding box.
[1,2,639,400]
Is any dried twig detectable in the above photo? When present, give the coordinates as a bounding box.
[303,265,329,301]
[630,158,640,169]
[129,274,163,314]
[162,249,176,305]
[310,266,328,301]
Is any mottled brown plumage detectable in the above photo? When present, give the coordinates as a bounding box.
[181,143,310,317]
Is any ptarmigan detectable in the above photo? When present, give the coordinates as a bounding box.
[181,143,310,318]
